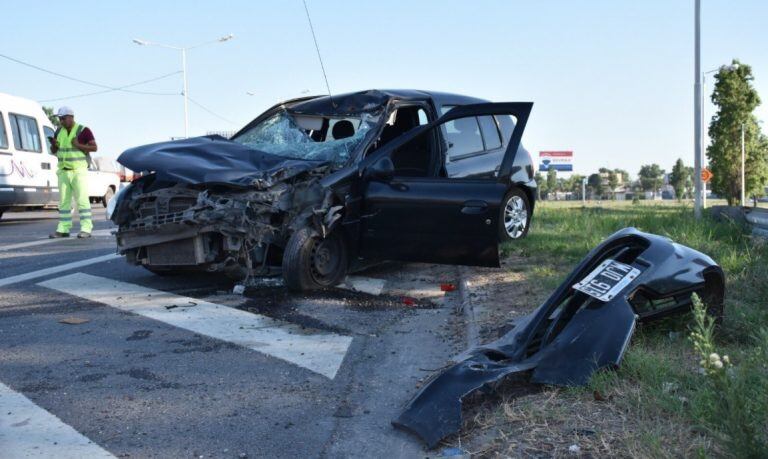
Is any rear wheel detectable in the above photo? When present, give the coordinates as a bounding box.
[282,227,348,291]
[499,187,531,241]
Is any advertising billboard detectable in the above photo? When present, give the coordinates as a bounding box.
[539,151,573,172]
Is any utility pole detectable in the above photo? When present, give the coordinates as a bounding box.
[693,0,703,219]
[582,177,587,204]
[741,123,746,206]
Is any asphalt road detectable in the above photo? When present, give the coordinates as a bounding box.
[0,208,466,458]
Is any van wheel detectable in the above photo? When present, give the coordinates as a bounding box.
[282,227,348,291]
[102,187,115,208]
[499,187,531,241]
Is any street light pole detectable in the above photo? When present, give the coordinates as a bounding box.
[133,34,234,138]
[694,0,703,219]
[181,48,189,138]
[741,123,746,206]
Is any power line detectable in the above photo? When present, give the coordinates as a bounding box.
[301,0,335,106]
[187,97,237,125]
[0,52,178,96]
[39,71,181,102]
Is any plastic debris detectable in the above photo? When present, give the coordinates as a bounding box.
[440,283,456,292]
[59,317,90,325]
[233,284,246,295]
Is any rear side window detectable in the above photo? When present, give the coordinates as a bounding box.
[0,113,8,150]
[478,116,502,150]
[9,114,42,152]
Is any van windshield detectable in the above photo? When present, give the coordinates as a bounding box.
[232,109,380,167]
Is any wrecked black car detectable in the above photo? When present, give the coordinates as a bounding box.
[110,90,536,290]
[393,227,725,448]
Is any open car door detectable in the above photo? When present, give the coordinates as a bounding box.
[357,102,532,267]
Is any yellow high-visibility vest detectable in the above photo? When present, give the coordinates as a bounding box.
[56,124,88,170]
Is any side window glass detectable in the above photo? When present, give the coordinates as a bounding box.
[417,108,429,125]
[10,114,42,152]
[43,126,55,154]
[442,116,483,159]
[0,113,8,150]
[478,116,502,150]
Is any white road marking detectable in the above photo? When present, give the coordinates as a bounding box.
[0,381,115,459]
[39,273,353,379]
[340,276,386,296]
[0,253,119,288]
[0,229,113,252]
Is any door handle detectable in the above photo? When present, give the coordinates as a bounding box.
[41,162,51,170]
[461,200,488,215]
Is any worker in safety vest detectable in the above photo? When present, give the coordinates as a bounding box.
[48,106,98,238]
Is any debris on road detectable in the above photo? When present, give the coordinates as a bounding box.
[439,283,456,292]
[393,227,725,448]
[58,317,90,325]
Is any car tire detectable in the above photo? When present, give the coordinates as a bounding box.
[282,227,348,291]
[499,187,531,242]
[102,187,115,208]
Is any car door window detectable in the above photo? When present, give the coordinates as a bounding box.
[0,113,8,150]
[9,113,42,152]
[478,115,502,150]
[442,116,484,159]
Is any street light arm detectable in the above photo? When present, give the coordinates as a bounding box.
[132,38,182,50]
[187,34,234,50]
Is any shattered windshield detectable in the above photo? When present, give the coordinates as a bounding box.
[233,109,380,167]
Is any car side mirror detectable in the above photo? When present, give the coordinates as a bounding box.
[366,157,395,182]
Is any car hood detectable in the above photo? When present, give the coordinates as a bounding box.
[117,135,328,188]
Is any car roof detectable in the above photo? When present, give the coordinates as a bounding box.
[286,89,490,115]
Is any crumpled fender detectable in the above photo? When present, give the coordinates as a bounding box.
[393,227,725,448]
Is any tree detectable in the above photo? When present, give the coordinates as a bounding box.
[43,106,61,129]
[588,173,604,199]
[568,174,585,199]
[707,60,768,205]
[546,168,557,199]
[684,166,695,198]
[638,164,665,198]
[614,169,631,184]
[670,158,691,200]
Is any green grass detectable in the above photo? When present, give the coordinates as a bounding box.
[503,201,768,457]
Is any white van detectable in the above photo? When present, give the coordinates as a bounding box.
[0,93,59,219]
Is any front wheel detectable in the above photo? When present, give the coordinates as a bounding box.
[499,188,531,242]
[282,228,348,291]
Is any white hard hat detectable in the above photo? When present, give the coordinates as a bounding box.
[56,106,74,117]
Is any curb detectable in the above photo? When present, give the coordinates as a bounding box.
[457,266,479,348]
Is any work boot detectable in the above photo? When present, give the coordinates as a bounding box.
[49,232,70,238]
[77,231,92,239]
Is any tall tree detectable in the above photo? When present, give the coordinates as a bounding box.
[707,60,768,205]
[670,158,690,200]
[614,169,630,184]
[43,106,61,129]
[546,168,557,199]
[684,166,695,198]
[638,164,665,198]
[588,173,604,199]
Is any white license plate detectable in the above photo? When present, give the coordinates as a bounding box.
[572,259,640,302]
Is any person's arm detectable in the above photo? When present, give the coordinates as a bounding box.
[72,128,98,153]
[72,138,97,153]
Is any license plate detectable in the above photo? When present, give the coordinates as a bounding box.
[572,259,641,302]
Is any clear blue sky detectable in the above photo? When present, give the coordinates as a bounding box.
[2,0,766,177]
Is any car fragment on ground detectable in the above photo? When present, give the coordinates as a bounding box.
[392,227,725,448]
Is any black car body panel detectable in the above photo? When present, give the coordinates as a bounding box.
[112,89,536,279]
[392,227,725,448]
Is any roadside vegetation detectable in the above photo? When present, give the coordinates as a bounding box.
[490,201,768,457]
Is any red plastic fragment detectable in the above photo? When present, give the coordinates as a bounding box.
[440,283,456,292]
[402,297,416,306]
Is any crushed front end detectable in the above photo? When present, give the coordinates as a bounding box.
[112,169,330,278]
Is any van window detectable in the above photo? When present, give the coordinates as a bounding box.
[442,116,484,159]
[43,126,55,154]
[10,113,42,152]
[0,113,8,150]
